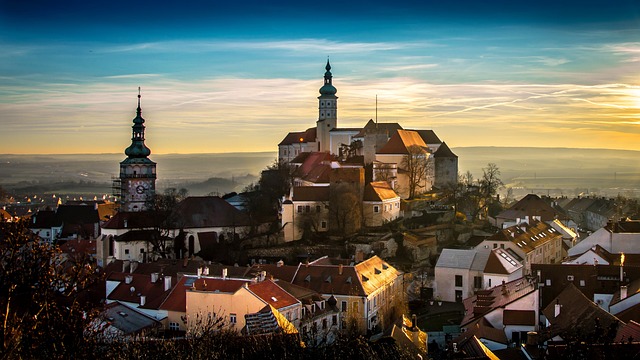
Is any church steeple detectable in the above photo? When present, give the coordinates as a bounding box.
[317,59,338,153]
[119,87,156,212]
[124,87,152,159]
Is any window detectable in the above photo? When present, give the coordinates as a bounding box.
[305,205,310,213]
[124,249,130,255]
[374,205,380,213]
[140,248,145,254]
[500,244,505,249]
[341,301,348,312]
[567,275,574,281]
[332,314,337,326]
[580,280,586,287]
[455,290,463,303]
[230,313,237,324]
[316,205,321,213]
[297,206,303,213]
[488,279,492,287]
[352,302,359,313]
[546,279,551,286]
[322,318,327,329]
[321,221,327,229]
[169,322,180,331]
[474,276,482,289]
[455,275,463,287]
[493,243,498,249]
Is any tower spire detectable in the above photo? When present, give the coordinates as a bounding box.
[137,86,141,115]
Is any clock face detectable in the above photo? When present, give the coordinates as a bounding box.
[130,180,149,196]
[136,185,145,194]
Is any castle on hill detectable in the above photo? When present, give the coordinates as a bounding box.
[278,60,458,241]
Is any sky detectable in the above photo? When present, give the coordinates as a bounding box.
[1,0,640,154]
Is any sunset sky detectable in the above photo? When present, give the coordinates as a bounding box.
[1,1,640,154]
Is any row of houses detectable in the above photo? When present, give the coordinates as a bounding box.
[100,255,405,341]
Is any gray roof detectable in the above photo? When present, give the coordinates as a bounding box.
[102,302,160,335]
[436,249,490,271]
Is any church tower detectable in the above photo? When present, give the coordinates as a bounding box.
[316,59,338,152]
[119,89,156,212]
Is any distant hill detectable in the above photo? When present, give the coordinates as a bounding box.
[453,147,640,198]
[2,147,639,199]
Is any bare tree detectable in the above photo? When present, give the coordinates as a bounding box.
[401,145,430,199]
[146,187,189,258]
[329,183,362,236]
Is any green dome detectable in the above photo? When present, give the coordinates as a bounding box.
[319,83,337,95]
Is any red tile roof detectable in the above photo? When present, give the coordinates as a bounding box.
[107,273,175,310]
[102,211,156,229]
[248,279,299,309]
[461,278,537,327]
[190,277,249,292]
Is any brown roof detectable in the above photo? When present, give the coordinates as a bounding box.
[291,263,366,297]
[159,275,190,312]
[433,142,457,158]
[542,283,624,340]
[107,273,176,310]
[377,130,428,155]
[407,129,441,145]
[102,211,156,229]
[353,119,403,138]
[175,196,251,228]
[278,127,316,146]
[496,194,560,222]
[248,279,299,309]
[461,278,537,327]
[292,152,332,179]
[503,309,536,326]
[489,220,562,254]
[59,239,97,256]
[455,317,508,345]
[484,251,509,275]
[363,181,399,202]
[292,186,330,202]
[247,263,299,282]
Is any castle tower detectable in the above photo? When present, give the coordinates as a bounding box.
[316,59,338,152]
[119,88,156,212]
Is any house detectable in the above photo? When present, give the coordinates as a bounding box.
[289,255,403,333]
[243,305,299,336]
[281,186,330,241]
[434,248,490,302]
[459,277,539,344]
[29,203,101,242]
[532,262,640,313]
[482,248,524,290]
[106,272,175,321]
[475,220,564,274]
[541,283,624,342]
[494,194,561,229]
[362,181,401,227]
[91,302,161,340]
[568,218,640,256]
[184,276,301,334]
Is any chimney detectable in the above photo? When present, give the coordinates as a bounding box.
[123,260,130,273]
[151,272,159,283]
[197,267,202,278]
[125,275,133,284]
[554,301,561,318]
[130,261,138,273]
[203,267,209,276]
[222,268,228,280]
[260,271,267,282]
[621,285,628,300]
[411,314,417,329]
[339,264,343,275]
[277,260,284,267]
[164,276,172,291]
[526,331,539,346]
[140,295,146,306]
[124,219,128,228]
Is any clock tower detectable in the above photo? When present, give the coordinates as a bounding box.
[119,88,156,212]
